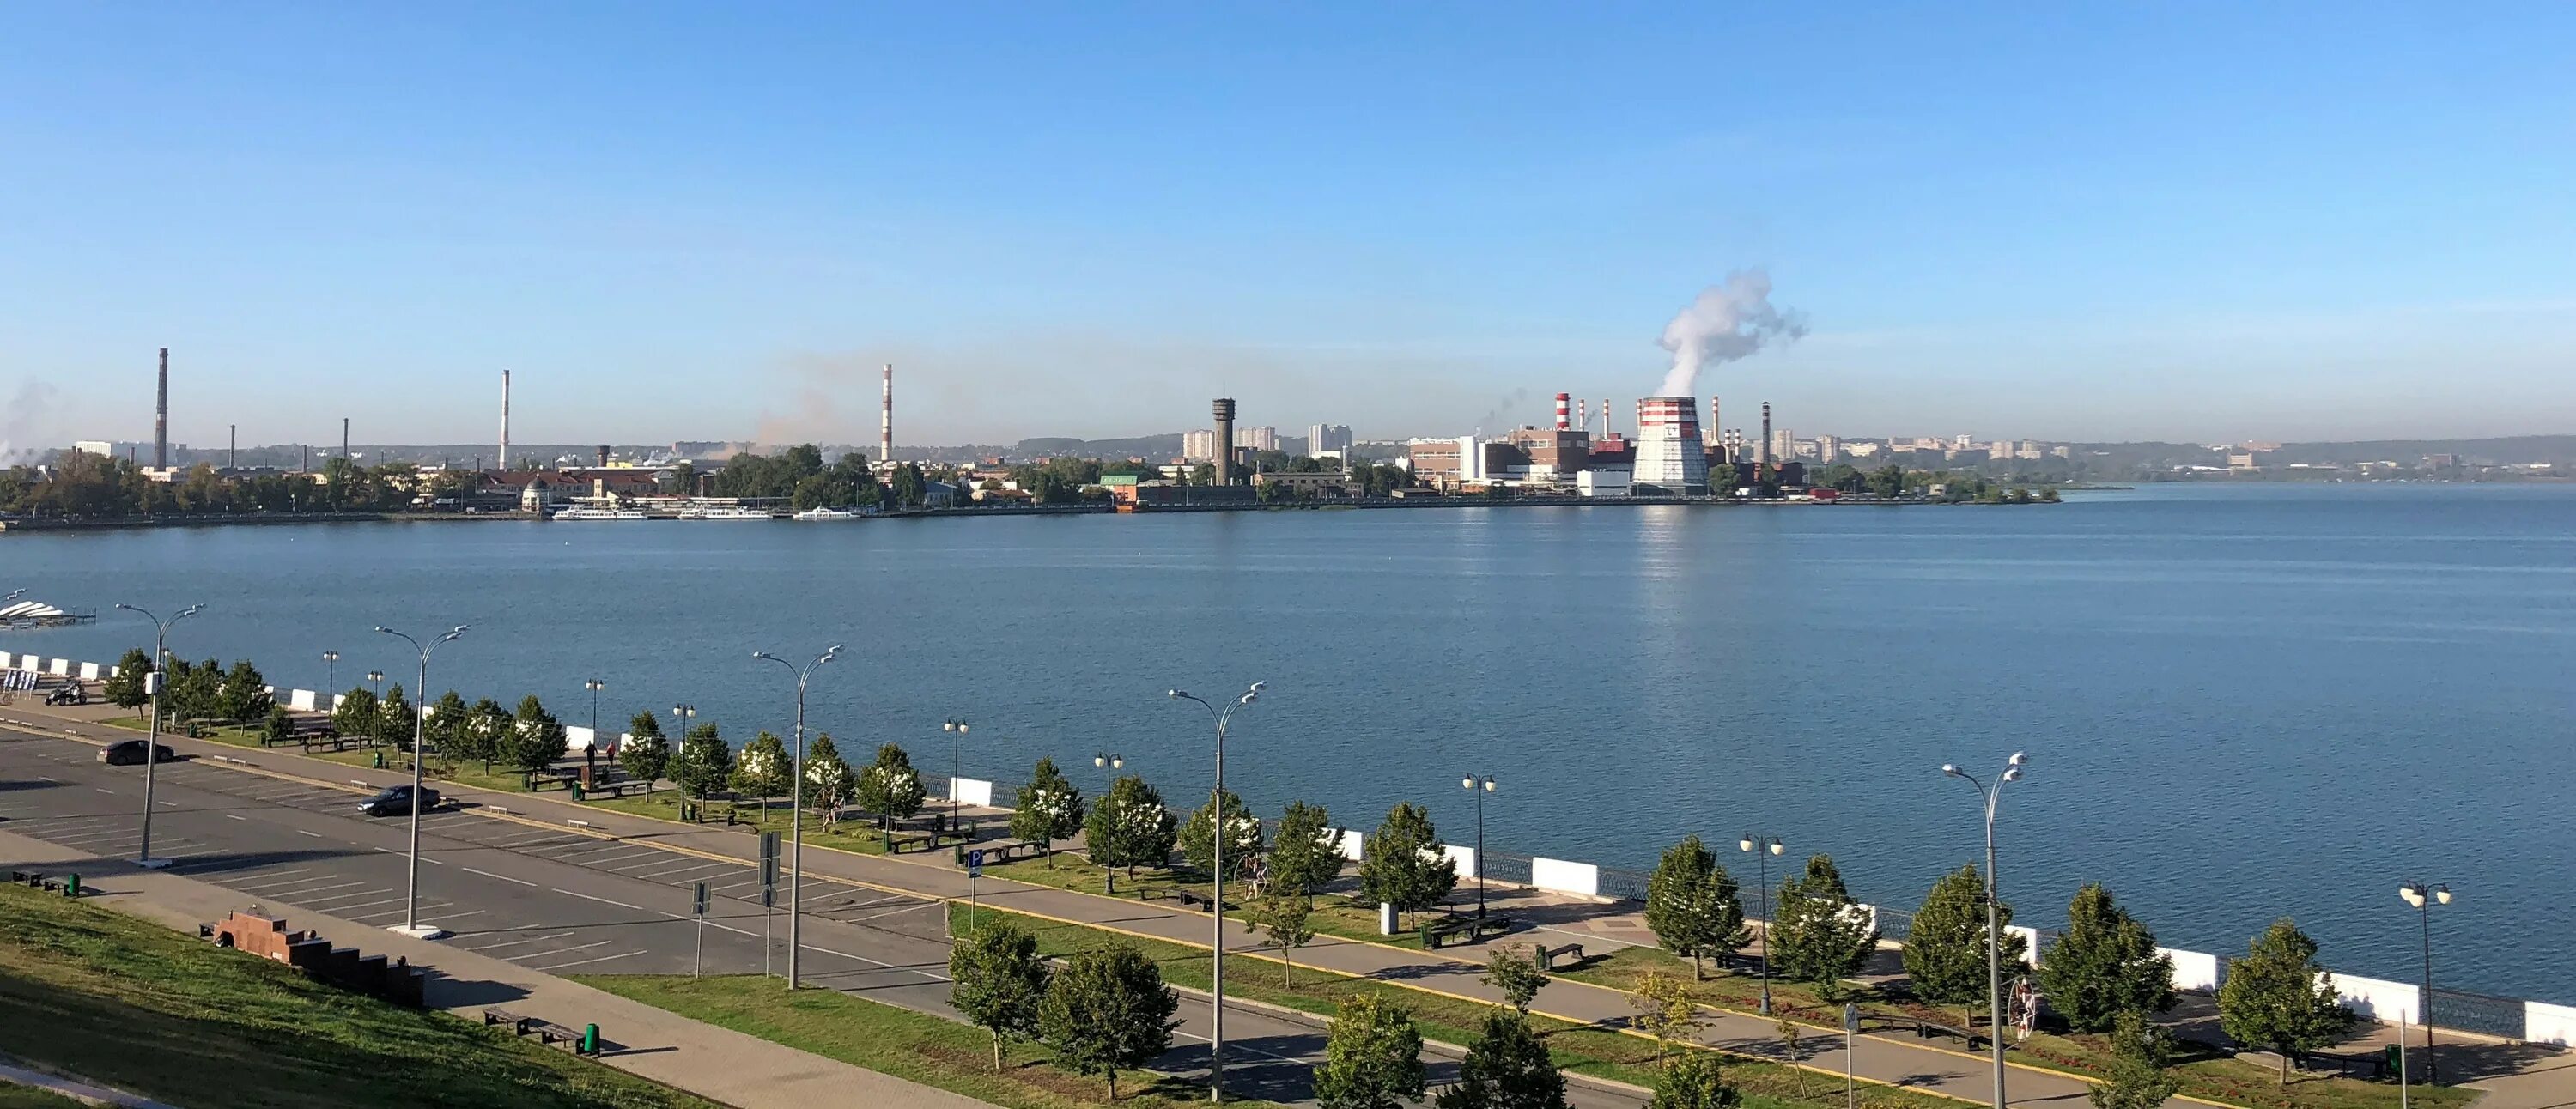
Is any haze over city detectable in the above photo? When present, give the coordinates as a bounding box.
[4,4,2574,452]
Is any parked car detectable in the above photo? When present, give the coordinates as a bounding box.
[357,785,440,816]
[99,740,177,766]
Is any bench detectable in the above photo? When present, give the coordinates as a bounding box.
[11,870,81,896]
[887,831,938,854]
[1142,885,1224,912]
[526,770,580,792]
[1419,914,1517,949]
[1534,941,1586,971]
[483,1009,604,1057]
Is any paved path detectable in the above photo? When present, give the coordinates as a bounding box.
[0,825,991,1109]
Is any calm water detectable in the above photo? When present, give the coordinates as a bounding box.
[5,484,2573,999]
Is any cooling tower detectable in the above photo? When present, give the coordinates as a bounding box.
[1631,397,1709,494]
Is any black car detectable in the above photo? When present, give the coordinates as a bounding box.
[357,785,440,816]
[99,740,177,766]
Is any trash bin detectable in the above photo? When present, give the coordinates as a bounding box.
[570,783,586,802]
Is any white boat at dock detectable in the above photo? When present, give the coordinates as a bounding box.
[677,506,778,520]
[792,507,863,521]
[551,506,649,521]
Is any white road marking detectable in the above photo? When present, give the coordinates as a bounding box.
[550,888,644,912]
[462,866,537,888]
[460,931,579,953]
[504,939,617,962]
[226,814,247,821]
[295,829,323,838]
[527,948,649,972]
[92,787,114,794]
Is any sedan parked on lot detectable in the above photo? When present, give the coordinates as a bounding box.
[99,740,177,766]
[357,785,440,816]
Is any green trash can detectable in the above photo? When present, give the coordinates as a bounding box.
[63,874,80,898]
[570,782,586,802]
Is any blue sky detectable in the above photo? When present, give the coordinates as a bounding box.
[3,3,2571,452]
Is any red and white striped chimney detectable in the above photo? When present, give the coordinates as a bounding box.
[1554,392,1571,431]
[1577,398,1589,436]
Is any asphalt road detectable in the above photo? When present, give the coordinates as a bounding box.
[0,725,1641,1108]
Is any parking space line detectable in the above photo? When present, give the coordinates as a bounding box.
[307,894,410,912]
[660,911,761,939]
[295,888,399,908]
[504,939,614,963]
[461,866,537,888]
[550,888,643,912]
[295,829,324,838]
[225,814,248,821]
[459,931,578,953]
[527,948,649,972]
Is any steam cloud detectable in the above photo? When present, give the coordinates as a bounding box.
[1656,270,1807,397]
[0,381,61,464]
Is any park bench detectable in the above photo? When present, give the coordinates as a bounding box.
[1534,941,1586,971]
[526,769,580,792]
[10,870,81,896]
[1419,914,1516,949]
[483,1009,604,1057]
[1143,886,1221,912]
[887,830,938,854]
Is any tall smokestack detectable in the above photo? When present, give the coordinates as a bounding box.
[499,370,512,471]
[342,417,349,461]
[1759,402,1773,466]
[880,364,894,468]
[154,348,169,470]
[1601,398,1612,438]
[1577,398,1588,437]
[1212,397,1237,485]
[228,424,236,470]
[1708,397,1721,446]
[1554,392,1571,431]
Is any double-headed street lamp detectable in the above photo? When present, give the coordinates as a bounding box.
[322,651,339,698]
[944,718,970,833]
[2399,882,2454,1084]
[1093,752,1123,794]
[112,602,203,868]
[584,678,605,734]
[1461,775,1496,919]
[367,670,386,746]
[1169,682,1263,1105]
[1739,833,1785,1014]
[753,645,840,990]
[375,624,467,939]
[1941,751,2030,1109]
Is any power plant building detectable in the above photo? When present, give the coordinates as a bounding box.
[1631,397,1710,494]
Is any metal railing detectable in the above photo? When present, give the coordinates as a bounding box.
[2429,987,2525,1039]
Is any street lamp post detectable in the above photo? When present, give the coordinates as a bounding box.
[1169,682,1264,1105]
[375,624,468,939]
[584,679,605,768]
[944,718,970,835]
[367,670,386,748]
[754,646,841,990]
[1739,833,1785,1014]
[2398,882,2453,1084]
[322,651,339,700]
[112,602,202,868]
[1461,775,1495,919]
[1941,751,2030,1109]
[671,704,697,815]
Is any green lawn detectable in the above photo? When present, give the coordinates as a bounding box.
[577,974,1269,1107]
[0,884,718,1109]
[579,791,892,854]
[976,852,1429,949]
[0,1086,88,1109]
[954,903,1969,1109]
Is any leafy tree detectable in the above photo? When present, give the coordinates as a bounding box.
[168,658,222,723]
[1038,944,1180,1102]
[1769,854,1879,1000]
[1255,888,1316,985]
[1315,993,1426,1109]
[261,705,295,745]
[1268,800,1345,895]
[1084,774,1177,894]
[331,686,380,741]
[497,694,568,773]
[889,463,927,508]
[213,659,270,722]
[1360,802,1456,926]
[104,648,152,710]
[803,731,854,821]
[618,709,671,795]
[2216,918,2353,1085]
[1631,970,1703,1056]
[674,722,732,804]
[376,684,412,750]
[1904,864,2026,1031]
[854,742,927,832]
[948,922,1050,1071]
[731,730,795,815]
[1867,464,1906,498]
[1009,757,1085,855]
[2090,1012,2182,1109]
[422,690,468,760]
[1644,835,1748,980]
[459,696,513,771]
[1484,947,1548,1014]
[1434,1010,1568,1109]
[2039,884,2177,1033]
[1180,787,1264,880]
[1650,1050,1741,1109]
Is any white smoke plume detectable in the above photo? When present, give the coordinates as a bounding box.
[1656,270,1807,397]
[0,381,62,464]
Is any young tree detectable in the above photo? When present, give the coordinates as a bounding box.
[1038,944,1181,1102]
[1255,888,1316,985]
[104,648,152,711]
[731,730,795,817]
[261,705,295,745]
[1484,947,1549,1014]
[2090,1011,2182,1109]
[1360,802,1457,926]
[376,684,413,750]
[1904,864,2026,1031]
[2040,884,2178,1032]
[1268,800,1345,895]
[1645,835,1749,980]
[1007,757,1085,854]
[1180,787,1264,880]
[1084,774,1177,894]
[216,659,271,722]
[948,922,1050,1071]
[1315,994,1426,1109]
[618,708,671,795]
[1631,970,1704,1056]
[331,686,379,742]
[1650,1050,1742,1109]
[462,697,513,771]
[1434,1009,1568,1109]
[170,658,222,723]
[2216,918,2353,1085]
[424,690,470,765]
[803,731,854,822]
[674,722,733,806]
[500,694,568,773]
[1769,854,1880,999]
[854,742,926,833]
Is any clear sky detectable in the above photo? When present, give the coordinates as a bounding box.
[3,3,2572,455]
